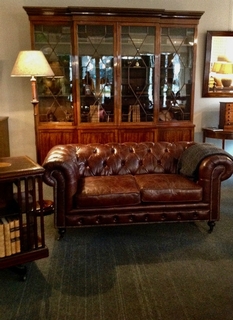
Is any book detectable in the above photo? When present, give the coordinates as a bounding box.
[0,219,5,258]
[14,218,21,253]
[128,105,140,122]
[90,105,99,123]
[7,216,16,255]
[1,217,11,256]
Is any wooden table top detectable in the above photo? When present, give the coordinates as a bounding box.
[0,155,44,179]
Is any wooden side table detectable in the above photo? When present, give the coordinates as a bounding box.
[202,127,233,150]
[0,156,49,280]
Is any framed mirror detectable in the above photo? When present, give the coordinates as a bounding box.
[202,31,233,97]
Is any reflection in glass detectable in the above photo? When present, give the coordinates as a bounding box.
[121,26,155,122]
[160,27,194,121]
[34,25,73,122]
[78,25,114,123]
[209,37,233,90]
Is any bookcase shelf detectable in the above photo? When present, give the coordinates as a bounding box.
[0,156,49,280]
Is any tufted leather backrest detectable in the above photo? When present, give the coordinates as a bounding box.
[75,141,195,177]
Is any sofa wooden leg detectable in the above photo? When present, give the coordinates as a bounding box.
[58,228,66,240]
[207,221,216,233]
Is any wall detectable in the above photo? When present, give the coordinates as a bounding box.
[1,0,233,161]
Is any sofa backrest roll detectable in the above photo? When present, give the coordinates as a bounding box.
[74,141,194,177]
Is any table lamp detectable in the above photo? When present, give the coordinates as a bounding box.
[11,50,54,161]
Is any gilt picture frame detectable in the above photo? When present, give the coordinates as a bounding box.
[202,31,233,97]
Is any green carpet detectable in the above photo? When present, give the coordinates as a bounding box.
[1,178,233,320]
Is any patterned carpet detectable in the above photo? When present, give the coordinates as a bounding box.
[1,178,233,320]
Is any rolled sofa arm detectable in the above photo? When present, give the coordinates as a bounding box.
[198,154,233,182]
[198,154,233,222]
[179,143,233,179]
[197,154,233,203]
[43,144,79,189]
[178,143,233,221]
[42,144,79,226]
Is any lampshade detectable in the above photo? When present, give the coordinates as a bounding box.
[11,50,54,77]
[212,62,221,73]
[219,62,233,74]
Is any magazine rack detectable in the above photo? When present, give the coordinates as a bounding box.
[0,156,48,280]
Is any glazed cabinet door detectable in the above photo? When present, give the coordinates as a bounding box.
[159,26,196,123]
[77,24,115,124]
[33,24,73,124]
[120,25,156,124]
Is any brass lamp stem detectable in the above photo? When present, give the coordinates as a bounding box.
[31,76,39,103]
[30,76,39,161]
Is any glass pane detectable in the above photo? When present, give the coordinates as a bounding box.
[160,27,194,121]
[78,25,114,123]
[121,26,155,123]
[34,25,73,122]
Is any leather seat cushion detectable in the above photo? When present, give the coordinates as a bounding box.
[76,175,140,207]
[134,174,202,202]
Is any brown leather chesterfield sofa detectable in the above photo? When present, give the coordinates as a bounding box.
[42,142,233,238]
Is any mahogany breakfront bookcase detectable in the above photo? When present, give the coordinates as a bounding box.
[24,7,203,164]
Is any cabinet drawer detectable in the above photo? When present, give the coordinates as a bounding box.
[219,102,233,128]
[225,104,233,124]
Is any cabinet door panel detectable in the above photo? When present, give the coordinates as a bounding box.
[158,127,193,142]
[118,129,155,142]
[38,130,75,163]
[78,24,114,124]
[79,130,116,144]
[34,24,73,124]
[121,26,155,123]
[160,27,195,122]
